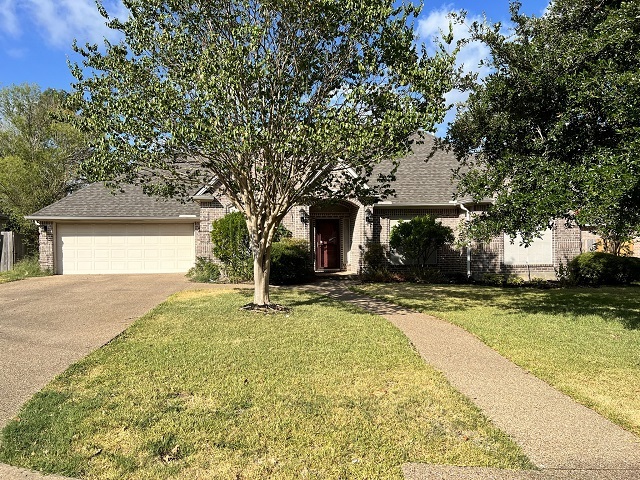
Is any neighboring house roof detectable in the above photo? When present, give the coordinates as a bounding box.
[26,183,200,221]
[371,134,473,206]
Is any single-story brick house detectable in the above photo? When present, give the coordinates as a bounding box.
[27,135,637,277]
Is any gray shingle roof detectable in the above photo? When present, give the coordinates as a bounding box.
[370,134,462,205]
[27,183,200,219]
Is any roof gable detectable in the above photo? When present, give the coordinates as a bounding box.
[370,134,461,206]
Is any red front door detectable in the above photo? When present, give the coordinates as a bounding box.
[315,219,340,270]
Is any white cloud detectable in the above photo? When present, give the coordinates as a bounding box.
[0,0,20,36]
[417,5,494,136]
[417,5,492,78]
[24,0,128,48]
[6,46,27,58]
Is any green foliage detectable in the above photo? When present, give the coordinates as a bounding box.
[404,266,448,284]
[448,0,640,243]
[186,257,221,283]
[481,273,525,287]
[359,242,390,280]
[528,277,552,289]
[389,215,454,267]
[555,260,571,285]
[69,0,459,304]
[0,85,88,244]
[568,252,640,286]
[210,212,253,282]
[269,238,313,285]
[273,224,292,243]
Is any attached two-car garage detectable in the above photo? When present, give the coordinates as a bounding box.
[56,223,195,275]
[27,183,201,275]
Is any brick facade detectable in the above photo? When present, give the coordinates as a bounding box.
[194,195,365,273]
[37,222,55,272]
[368,207,616,280]
[35,186,640,278]
[195,198,230,260]
[468,220,584,280]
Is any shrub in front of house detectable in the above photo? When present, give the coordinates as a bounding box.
[210,212,295,283]
[269,238,313,285]
[389,215,454,268]
[210,212,253,282]
[568,252,640,285]
[403,266,448,284]
[359,242,393,282]
[481,273,525,287]
[186,257,221,283]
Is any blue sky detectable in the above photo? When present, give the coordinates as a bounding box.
[1,1,549,92]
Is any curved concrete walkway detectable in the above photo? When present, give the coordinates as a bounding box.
[309,282,640,479]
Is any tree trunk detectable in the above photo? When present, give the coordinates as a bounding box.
[253,243,272,305]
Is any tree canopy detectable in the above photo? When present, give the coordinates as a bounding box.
[70,0,458,305]
[0,84,88,241]
[447,0,640,245]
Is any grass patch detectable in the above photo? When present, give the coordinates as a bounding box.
[0,256,50,284]
[0,290,531,479]
[353,283,640,437]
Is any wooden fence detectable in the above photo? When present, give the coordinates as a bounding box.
[0,231,26,272]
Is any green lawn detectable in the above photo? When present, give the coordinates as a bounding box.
[353,283,640,437]
[0,289,531,480]
[0,256,50,284]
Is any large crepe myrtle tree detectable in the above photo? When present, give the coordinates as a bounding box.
[70,0,458,306]
[447,0,640,245]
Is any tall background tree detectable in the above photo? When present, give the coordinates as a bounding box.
[70,0,458,306]
[447,0,640,248]
[0,84,89,247]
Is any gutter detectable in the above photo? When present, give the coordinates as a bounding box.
[374,201,463,208]
[449,200,472,278]
[24,216,199,223]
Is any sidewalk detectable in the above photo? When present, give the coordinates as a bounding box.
[308,282,640,479]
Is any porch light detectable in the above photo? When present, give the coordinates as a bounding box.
[299,208,309,224]
[365,208,373,224]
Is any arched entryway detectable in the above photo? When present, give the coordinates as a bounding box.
[309,200,360,272]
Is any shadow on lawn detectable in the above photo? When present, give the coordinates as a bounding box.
[366,284,640,330]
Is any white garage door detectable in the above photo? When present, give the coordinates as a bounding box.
[57,223,195,274]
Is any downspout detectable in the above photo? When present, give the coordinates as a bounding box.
[458,203,472,279]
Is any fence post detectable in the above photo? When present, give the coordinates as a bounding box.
[0,231,15,272]
[0,232,6,272]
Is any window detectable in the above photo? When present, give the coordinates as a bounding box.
[503,230,553,265]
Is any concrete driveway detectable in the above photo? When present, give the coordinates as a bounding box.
[0,274,211,427]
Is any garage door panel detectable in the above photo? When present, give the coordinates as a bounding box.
[127,249,143,259]
[57,223,195,274]
[111,250,126,259]
[94,249,110,259]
